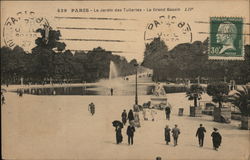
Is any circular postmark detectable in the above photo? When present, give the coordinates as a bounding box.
[3,11,49,51]
[144,15,192,49]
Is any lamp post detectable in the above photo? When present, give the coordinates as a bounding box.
[134,63,139,105]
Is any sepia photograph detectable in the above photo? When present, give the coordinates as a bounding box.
[1,0,250,160]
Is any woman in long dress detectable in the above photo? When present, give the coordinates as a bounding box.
[134,112,141,127]
[211,128,222,151]
[115,126,123,144]
[164,125,171,145]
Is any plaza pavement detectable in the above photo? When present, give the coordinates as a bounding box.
[2,91,249,160]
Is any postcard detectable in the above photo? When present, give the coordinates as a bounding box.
[1,0,249,160]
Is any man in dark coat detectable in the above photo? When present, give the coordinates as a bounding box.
[115,126,123,144]
[164,125,171,145]
[121,110,127,125]
[211,128,222,151]
[165,106,171,120]
[196,124,206,147]
[172,124,180,146]
[126,123,135,145]
[128,109,134,122]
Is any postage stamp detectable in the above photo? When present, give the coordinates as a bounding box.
[209,17,244,60]
[144,15,192,49]
[3,11,49,51]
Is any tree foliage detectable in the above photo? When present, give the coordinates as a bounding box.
[1,28,138,84]
[186,84,203,107]
[142,37,250,84]
[207,82,229,108]
[227,86,250,116]
[142,37,168,69]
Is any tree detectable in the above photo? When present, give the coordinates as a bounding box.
[1,30,140,84]
[1,46,13,83]
[35,28,66,51]
[207,82,229,108]
[227,86,250,116]
[0,46,28,84]
[143,37,249,84]
[31,27,66,82]
[142,37,168,69]
[186,84,203,107]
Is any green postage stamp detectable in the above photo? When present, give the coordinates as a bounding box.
[209,17,244,60]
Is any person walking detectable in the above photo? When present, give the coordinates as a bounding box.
[121,110,127,125]
[164,125,171,145]
[115,125,123,144]
[110,88,113,96]
[88,102,95,115]
[134,112,141,127]
[1,93,5,105]
[150,109,157,121]
[165,106,171,120]
[126,123,135,145]
[211,128,222,151]
[142,108,148,120]
[128,109,134,122]
[196,124,206,147]
[133,104,140,112]
[172,124,181,146]
[19,90,23,97]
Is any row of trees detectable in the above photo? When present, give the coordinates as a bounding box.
[1,29,138,84]
[142,37,250,84]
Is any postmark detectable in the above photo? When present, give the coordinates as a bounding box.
[209,17,244,60]
[3,11,49,51]
[144,15,192,49]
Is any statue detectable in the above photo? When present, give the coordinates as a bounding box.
[153,83,166,96]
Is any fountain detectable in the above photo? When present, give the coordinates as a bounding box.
[97,60,122,95]
[107,61,118,95]
[109,61,118,80]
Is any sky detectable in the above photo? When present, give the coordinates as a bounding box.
[1,0,249,61]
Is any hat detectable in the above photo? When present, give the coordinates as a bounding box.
[213,128,218,131]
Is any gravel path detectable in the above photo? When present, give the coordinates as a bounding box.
[2,92,249,160]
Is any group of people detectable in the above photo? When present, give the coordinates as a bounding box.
[114,109,137,145]
[142,107,159,121]
[118,107,222,151]
[141,104,171,122]
[164,124,222,150]
[164,124,180,146]
[196,124,222,151]
[121,109,135,125]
